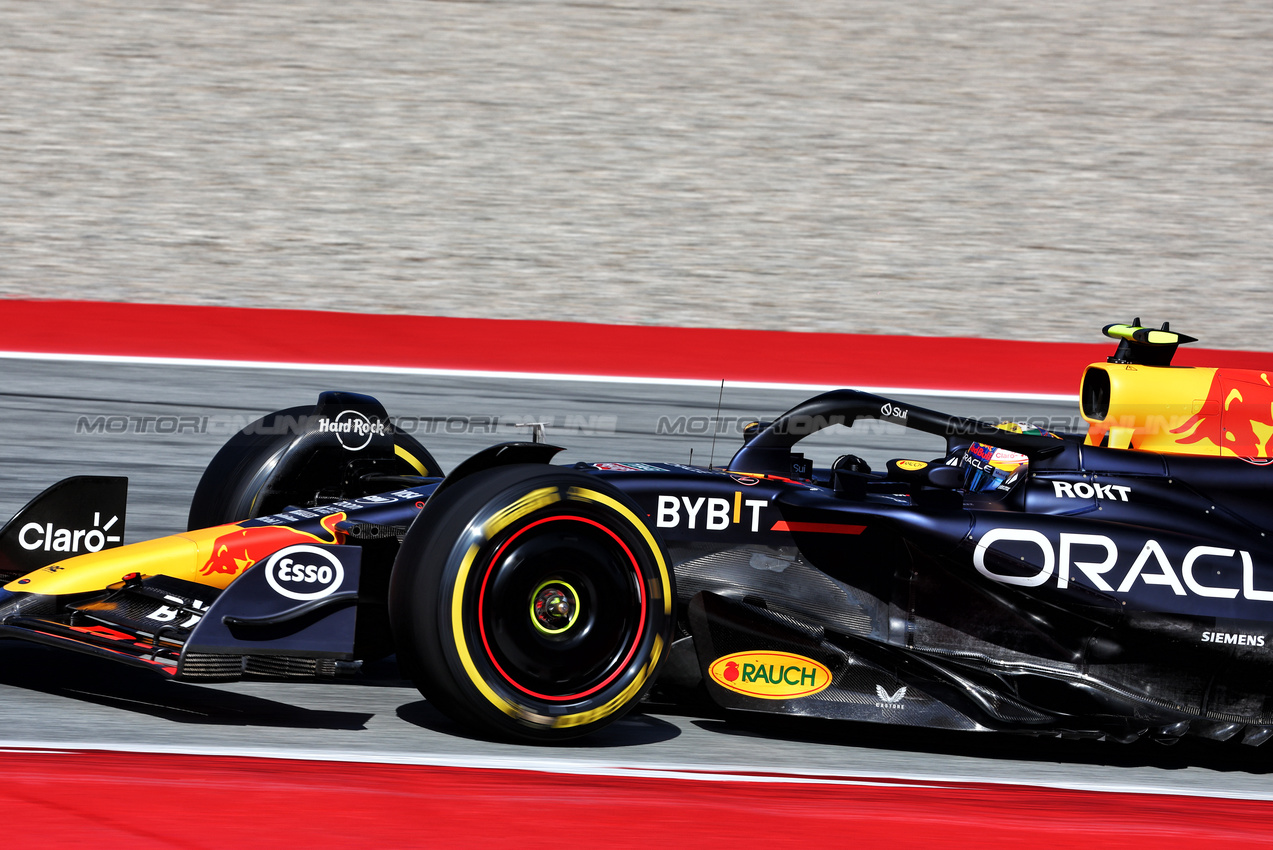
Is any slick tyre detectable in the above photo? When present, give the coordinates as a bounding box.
[389,465,675,742]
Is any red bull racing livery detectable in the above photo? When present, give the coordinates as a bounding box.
[4,321,1273,747]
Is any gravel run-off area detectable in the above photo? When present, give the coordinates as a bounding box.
[1,1,1271,348]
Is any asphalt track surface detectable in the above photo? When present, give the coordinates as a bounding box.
[3,357,1273,801]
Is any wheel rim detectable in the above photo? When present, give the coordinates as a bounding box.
[476,515,647,702]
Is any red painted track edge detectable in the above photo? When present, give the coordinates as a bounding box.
[4,298,1271,395]
[1,748,1271,849]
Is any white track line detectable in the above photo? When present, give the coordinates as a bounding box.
[0,740,1268,801]
[0,350,1078,402]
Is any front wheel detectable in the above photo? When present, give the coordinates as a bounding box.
[388,464,674,742]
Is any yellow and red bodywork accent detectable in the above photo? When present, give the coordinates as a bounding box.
[2,513,347,596]
[1082,363,1273,457]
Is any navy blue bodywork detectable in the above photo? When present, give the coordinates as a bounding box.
[573,389,1273,744]
[1,385,1272,745]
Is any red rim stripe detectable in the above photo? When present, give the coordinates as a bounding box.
[476,515,647,702]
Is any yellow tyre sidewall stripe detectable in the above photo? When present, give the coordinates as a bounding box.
[394,443,428,476]
[450,542,518,718]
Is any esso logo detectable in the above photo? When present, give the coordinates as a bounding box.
[264,545,345,601]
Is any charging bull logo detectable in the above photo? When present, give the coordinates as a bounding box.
[1171,372,1273,457]
[199,513,345,577]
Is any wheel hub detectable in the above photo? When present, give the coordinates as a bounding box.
[531,580,580,635]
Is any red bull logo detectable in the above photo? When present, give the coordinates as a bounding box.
[1171,371,1273,458]
[2,512,351,597]
[199,513,345,577]
[1082,362,1273,456]
[968,443,995,461]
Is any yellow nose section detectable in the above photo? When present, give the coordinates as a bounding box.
[4,533,205,595]
[3,514,348,596]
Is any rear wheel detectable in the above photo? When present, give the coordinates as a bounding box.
[187,401,439,660]
[389,464,674,742]
[187,405,437,530]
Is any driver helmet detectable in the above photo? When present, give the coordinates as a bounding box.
[962,423,1057,492]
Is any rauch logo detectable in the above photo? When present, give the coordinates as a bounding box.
[707,651,832,699]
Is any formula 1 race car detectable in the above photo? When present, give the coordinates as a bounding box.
[3,321,1273,745]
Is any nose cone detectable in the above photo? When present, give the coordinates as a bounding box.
[3,533,202,595]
